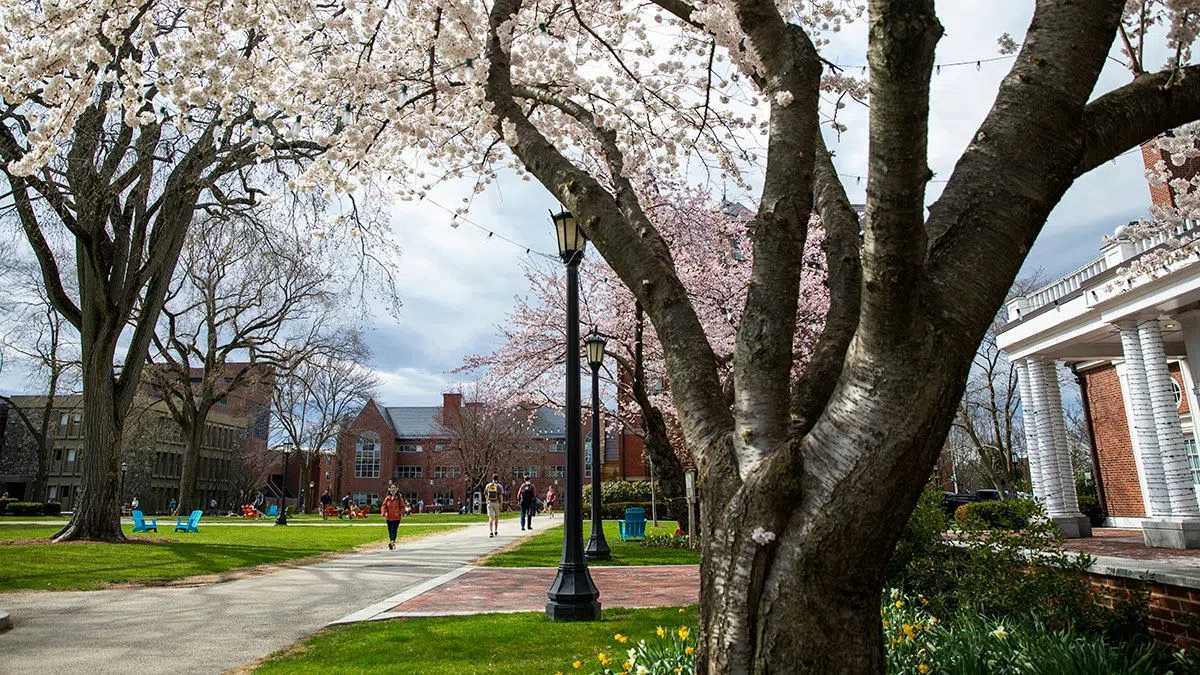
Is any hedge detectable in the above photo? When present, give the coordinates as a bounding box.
[0,498,13,515]
[43,502,62,516]
[5,502,45,517]
[581,481,657,505]
[955,498,1039,531]
[600,501,654,520]
[1078,495,1106,527]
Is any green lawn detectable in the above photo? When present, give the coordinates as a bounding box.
[0,523,461,592]
[482,520,699,567]
[256,606,699,674]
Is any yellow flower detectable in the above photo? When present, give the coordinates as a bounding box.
[624,663,633,670]
[919,664,930,674]
[615,633,628,644]
[882,620,890,628]
[678,626,689,640]
[685,647,694,655]
[895,600,904,609]
[991,626,1008,640]
[656,626,666,638]
[929,616,938,624]
[679,608,686,614]
[599,653,611,666]
[903,623,915,640]
[572,660,582,669]
[675,670,682,675]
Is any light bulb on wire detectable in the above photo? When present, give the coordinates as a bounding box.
[464,58,475,81]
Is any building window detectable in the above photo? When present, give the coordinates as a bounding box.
[549,465,565,478]
[1186,438,1200,485]
[355,434,381,479]
[402,491,418,503]
[550,440,566,453]
[397,444,423,453]
[526,466,539,478]
[394,465,423,479]
[434,444,447,452]
[67,449,76,462]
[435,466,448,478]
[325,471,331,480]
[433,492,455,505]
[1173,379,1184,408]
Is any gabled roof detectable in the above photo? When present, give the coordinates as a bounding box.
[383,406,442,439]
[529,408,566,438]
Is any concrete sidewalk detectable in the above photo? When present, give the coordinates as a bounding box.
[0,518,557,674]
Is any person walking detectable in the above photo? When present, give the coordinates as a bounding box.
[381,484,405,550]
[167,497,177,515]
[319,490,333,520]
[484,474,504,538]
[545,486,556,519]
[518,475,537,531]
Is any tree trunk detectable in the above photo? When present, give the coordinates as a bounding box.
[642,408,691,529]
[52,359,125,542]
[31,438,53,504]
[176,417,205,515]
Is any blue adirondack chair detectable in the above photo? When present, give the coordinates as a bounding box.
[174,509,202,533]
[131,510,158,533]
[267,505,279,517]
[617,507,647,541]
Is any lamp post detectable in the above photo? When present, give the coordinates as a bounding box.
[276,447,291,526]
[119,462,128,512]
[584,331,611,561]
[546,209,600,621]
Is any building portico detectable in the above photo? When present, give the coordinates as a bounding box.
[998,221,1200,548]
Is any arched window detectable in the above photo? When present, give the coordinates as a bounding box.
[355,433,380,479]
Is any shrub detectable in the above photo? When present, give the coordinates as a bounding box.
[1078,495,1106,528]
[0,497,13,515]
[5,502,44,516]
[882,590,1188,675]
[641,533,698,550]
[42,502,62,516]
[600,501,653,520]
[582,481,657,506]
[955,498,1039,531]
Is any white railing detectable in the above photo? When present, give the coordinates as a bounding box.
[1009,218,1200,320]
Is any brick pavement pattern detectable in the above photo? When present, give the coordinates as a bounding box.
[388,565,699,616]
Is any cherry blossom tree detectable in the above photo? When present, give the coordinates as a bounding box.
[0,0,393,541]
[463,178,828,526]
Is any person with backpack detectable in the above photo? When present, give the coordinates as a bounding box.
[319,490,333,520]
[518,475,538,531]
[381,484,406,550]
[484,474,504,538]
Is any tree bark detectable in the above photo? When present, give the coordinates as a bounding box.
[53,354,125,542]
[176,414,205,515]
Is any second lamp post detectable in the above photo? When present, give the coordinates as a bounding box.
[584,331,611,561]
[545,209,601,621]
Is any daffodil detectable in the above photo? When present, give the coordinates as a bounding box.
[678,626,690,640]
[929,616,937,624]
[599,652,611,666]
[895,600,904,609]
[991,626,1008,640]
[624,662,633,670]
[656,626,666,638]
[636,666,649,675]
[572,660,582,669]
[919,664,930,674]
[615,633,628,644]
[685,646,694,655]
[678,608,686,614]
[882,620,890,628]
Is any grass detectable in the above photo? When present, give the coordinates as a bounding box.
[0,523,462,592]
[0,512,517,523]
[482,520,699,567]
[256,605,699,674]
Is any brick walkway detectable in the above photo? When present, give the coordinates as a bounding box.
[372,565,699,618]
[1064,528,1200,565]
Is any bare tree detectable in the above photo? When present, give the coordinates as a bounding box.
[272,342,379,511]
[141,216,343,514]
[434,390,533,509]
[0,262,81,502]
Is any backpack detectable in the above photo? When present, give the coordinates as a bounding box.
[486,483,500,502]
[520,483,534,502]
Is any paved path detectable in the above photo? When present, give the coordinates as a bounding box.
[0,518,557,674]
[359,565,700,620]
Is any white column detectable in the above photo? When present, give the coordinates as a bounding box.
[1041,359,1084,517]
[1015,358,1046,502]
[1118,320,1174,517]
[1139,318,1200,517]
[1029,358,1066,515]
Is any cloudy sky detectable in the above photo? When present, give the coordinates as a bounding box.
[0,2,1168,407]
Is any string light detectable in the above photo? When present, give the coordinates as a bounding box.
[837,54,1016,72]
[834,146,1143,187]
[464,58,475,81]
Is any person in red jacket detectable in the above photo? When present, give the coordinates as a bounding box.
[381,484,406,550]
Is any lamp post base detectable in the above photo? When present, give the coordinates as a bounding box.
[546,564,600,621]
[584,536,611,561]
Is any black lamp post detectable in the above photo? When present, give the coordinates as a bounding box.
[119,462,128,512]
[584,331,612,561]
[546,209,600,621]
[276,448,291,526]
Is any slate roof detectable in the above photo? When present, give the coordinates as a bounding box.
[382,405,567,440]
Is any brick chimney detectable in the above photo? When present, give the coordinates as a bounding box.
[442,392,462,426]
[1141,132,1200,208]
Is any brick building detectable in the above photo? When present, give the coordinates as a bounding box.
[328,393,654,510]
[997,132,1200,548]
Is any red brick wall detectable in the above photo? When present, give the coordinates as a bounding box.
[1142,135,1200,208]
[1082,364,1145,517]
[1089,573,1200,650]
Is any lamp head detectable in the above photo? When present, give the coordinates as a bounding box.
[550,210,587,262]
[585,331,606,368]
